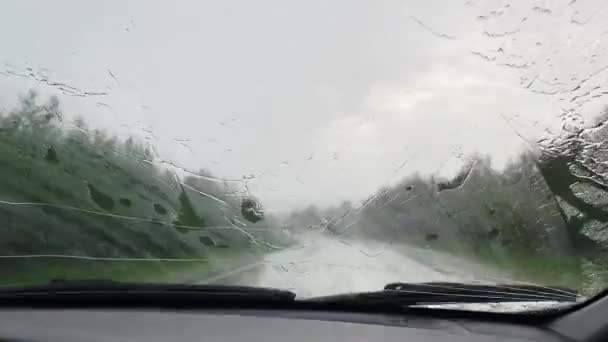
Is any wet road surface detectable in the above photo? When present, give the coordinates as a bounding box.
[198,233,481,297]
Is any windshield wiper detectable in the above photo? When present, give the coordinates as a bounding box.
[0,279,296,303]
[0,280,578,309]
[304,282,578,307]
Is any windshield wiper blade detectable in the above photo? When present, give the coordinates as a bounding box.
[0,279,296,302]
[304,282,578,307]
[384,282,578,303]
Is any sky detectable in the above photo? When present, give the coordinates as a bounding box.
[1,0,608,212]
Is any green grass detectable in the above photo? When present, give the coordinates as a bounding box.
[400,236,585,290]
[473,249,583,290]
[0,260,207,286]
[0,248,266,287]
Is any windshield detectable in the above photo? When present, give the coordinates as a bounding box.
[1,0,608,313]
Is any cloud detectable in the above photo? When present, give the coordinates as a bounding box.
[366,84,434,113]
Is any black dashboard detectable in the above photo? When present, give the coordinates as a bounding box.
[0,309,571,342]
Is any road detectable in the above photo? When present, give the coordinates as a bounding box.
[195,232,571,312]
[197,232,487,297]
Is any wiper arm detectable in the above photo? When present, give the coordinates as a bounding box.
[304,282,578,307]
[0,279,296,303]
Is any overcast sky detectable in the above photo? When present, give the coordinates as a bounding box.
[1,0,607,212]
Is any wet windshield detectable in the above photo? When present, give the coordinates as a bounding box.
[1,0,608,312]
